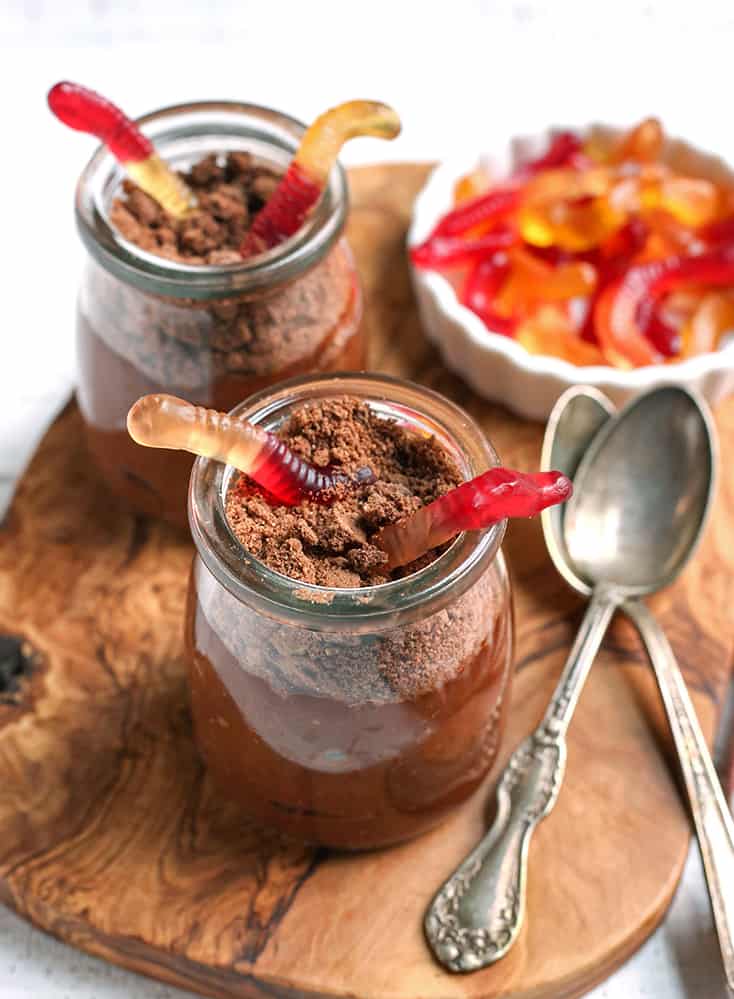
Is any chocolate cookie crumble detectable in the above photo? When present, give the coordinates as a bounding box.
[110,152,280,264]
[225,396,463,587]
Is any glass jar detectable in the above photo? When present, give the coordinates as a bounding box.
[75,101,364,527]
[186,373,514,850]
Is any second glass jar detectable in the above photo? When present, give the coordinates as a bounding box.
[75,101,365,526]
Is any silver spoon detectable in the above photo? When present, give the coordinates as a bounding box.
[554,386,734,992]
[424,386,721,976]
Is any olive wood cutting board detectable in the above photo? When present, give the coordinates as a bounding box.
[0,164,733,999]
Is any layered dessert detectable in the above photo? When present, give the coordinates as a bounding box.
[185,394,514,849]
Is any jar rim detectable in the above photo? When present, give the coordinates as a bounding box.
[188,372,506,632]
[74,100,349,300]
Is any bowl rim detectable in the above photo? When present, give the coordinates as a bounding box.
[407,127,734,388]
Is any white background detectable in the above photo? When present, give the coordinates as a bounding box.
[1,2,733,996]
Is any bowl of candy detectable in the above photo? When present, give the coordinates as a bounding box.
[408,119,734,419]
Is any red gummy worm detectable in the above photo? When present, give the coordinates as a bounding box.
[645,311,682,357]
[433,468,572,531]
[376,467,571,570]
[434,187,520,239]
[461,259,517,337]
[241,161,323,256]
[519,131,583,177]
[410,225,516,269]
[47,81,152,162]
[701,215,734,247]
[250,434,374,506]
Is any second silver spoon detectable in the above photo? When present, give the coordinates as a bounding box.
[543,385,734,993]
[424,386,716,974]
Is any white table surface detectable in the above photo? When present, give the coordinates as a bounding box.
[2,2,734,996]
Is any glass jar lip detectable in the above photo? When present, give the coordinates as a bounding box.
[74,100,349,300]
[188,372,506,631]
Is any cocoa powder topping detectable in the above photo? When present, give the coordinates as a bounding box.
[225,397,462,587]
[110,152,279,264]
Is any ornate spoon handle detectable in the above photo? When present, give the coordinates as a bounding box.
[424,588,618,972]
[626,600,734,992]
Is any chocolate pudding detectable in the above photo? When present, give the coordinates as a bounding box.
[75,107,364,527]
[186,385,514,849]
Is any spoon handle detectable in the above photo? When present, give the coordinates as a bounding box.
[626,600,734,992]
[424,589,617,972]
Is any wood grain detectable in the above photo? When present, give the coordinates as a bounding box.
[0,164,732,999]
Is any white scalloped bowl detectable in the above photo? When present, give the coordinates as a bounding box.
[408,125,734,420]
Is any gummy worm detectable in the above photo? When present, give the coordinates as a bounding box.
[127,394,373,506]
[241,100,401,256]
[48,81,195,218]
[375,467,572,570]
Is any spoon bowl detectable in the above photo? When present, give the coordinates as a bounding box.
[541,385,614,598]
[565,386,716,597]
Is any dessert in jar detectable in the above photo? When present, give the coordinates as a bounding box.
[73,101,365,526]
[184,373,516,850]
